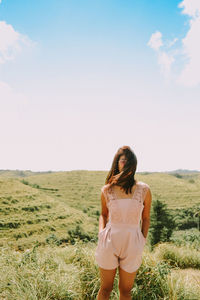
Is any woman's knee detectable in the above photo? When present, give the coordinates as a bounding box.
[100,285,113,296]
[119,286,132,297]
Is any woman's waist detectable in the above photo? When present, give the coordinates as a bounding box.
[106,221,140,229]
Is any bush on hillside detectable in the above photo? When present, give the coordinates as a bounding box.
[149,200,176,248]
[171,205,200,230]
[170,228,200,250]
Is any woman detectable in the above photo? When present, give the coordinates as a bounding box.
[95,146,152,300]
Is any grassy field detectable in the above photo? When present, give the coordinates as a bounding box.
[0,170,200,299]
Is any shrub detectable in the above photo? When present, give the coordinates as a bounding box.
[149,200,176,247]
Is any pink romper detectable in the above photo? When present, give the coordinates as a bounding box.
[95,181,150,273]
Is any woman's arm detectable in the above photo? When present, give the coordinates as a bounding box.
[141,188,152,238]
[98,191,109,233]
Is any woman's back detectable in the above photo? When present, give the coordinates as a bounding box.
[101,181,150,226]
[95,180,150,273]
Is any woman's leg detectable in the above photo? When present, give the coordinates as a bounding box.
[118,266,138,300]
[97,267,117,300]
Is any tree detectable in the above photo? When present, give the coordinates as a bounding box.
[149,199,176,247]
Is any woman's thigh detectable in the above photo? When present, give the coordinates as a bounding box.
[118,266,138,292]
[99,267,118,290]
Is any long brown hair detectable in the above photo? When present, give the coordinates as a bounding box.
[105,146,137,194]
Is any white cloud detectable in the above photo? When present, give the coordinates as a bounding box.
[147,32,176,79]
[178,0,200,18]
[158,52,175,78]
[0,21,34,64]
[0,20,31,112]
[147,31,163,51]
[177,0,200,86]
[0,20,33,121]
[166,38,178,48]
[148,0,200,87]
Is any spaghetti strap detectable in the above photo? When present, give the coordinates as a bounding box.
[131,182,139,200]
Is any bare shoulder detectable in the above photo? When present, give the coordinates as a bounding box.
[101,184,110,195]
[139,181,150,190]
[100,184,110,217]
[139,181,152,202]
[140,182,152,219]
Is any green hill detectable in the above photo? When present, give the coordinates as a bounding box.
[0,169,54,178]
[1,170,200,250]
[1,170,200,299]
[0,173,98,250]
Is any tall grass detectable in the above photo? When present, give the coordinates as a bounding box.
[1,242,200,300]
[0,245,82,300]
[154,243,200,269]
[168,269,200,300]
[1,171,200,299]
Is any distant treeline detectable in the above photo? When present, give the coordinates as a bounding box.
[21,179,59,191]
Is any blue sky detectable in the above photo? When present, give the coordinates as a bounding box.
[0,0,200,172]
